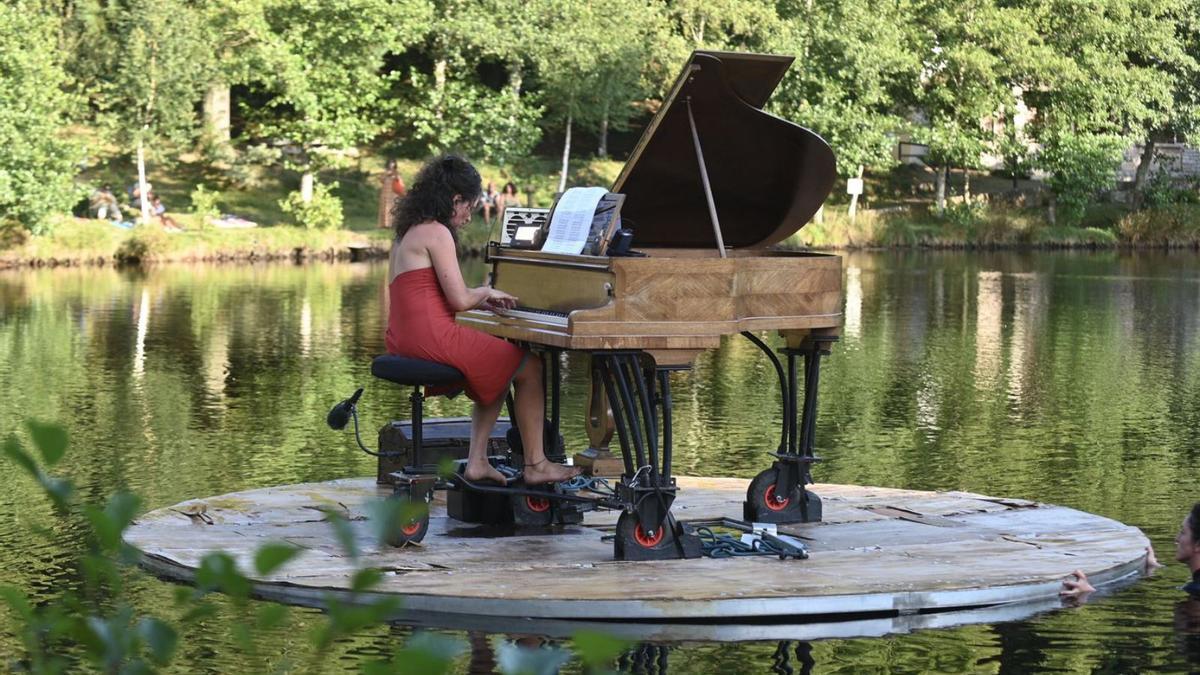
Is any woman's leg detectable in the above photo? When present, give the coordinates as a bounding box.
[513,354,581,484]
[463,394,507,483]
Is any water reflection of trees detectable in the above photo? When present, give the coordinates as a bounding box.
[3,253,1200,670]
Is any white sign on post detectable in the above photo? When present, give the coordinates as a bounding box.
[846,178,864,196]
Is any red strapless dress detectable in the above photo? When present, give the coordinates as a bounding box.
[385,266,525,405]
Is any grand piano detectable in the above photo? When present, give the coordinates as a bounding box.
[457,51,844,560]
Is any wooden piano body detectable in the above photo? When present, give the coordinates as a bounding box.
[459,246,842,364]
[456,50,843,559]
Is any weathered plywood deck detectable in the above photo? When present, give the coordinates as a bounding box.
[125,478,1149,628]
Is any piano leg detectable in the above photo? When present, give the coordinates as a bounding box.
[742,333,838,524]
[595,352,702,561]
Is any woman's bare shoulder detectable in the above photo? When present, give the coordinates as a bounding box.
[408,222,453,246]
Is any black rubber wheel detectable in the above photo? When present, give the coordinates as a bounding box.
[384,508,429,547]
[746,468,804,522]
[510,491,555,526]
[615,511,676,556]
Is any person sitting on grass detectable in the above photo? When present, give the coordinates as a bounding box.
[385,155,581,486]
[150,195,183,233]
[89,185,123,222]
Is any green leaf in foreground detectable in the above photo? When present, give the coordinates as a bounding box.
[382,631,466,675]
[3,435,38,478]
[571,630,630,670]
[254,542,302,576]
[26,420,68,467]
[136,617,178,665]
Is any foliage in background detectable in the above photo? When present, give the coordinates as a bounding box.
[1037,130,1127,226]
[279,182,344,230]
[189,184,221,225]
[11,0,1200,237]
[772,0,917,177]
[1118,204,1200,245]
[395,72,543,164]
[0,2,81,235]
[248,0,433,202]
[93,0,213,157]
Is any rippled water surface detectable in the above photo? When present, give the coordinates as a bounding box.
[2,251,1200,672]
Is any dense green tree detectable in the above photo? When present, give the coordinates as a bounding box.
[248,0,433,204]
[1038,129,1126,226]
[396,71,543,164]
[534,0,677,190]
[771,0,920,180]
[908,0,1046,214]
[381,0,544,163]
[197,0,280,147]
[1022,0,1197,210]
[0,2,80,234]
[664,0,782,50]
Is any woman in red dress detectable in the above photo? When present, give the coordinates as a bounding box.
[387,156,580,485]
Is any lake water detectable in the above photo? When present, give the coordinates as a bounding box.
[2,250,1199,672]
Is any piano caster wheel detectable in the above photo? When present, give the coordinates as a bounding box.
[614,511,678,561]
[384,507,429,546]
[745,468,820,524]
[511,492,555,526]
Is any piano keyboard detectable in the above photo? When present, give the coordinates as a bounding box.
[513,306,568,318]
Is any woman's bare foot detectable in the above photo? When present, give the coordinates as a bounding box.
[523,459,582,485]
[463,461,508,485]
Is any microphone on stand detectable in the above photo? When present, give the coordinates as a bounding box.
[326,388,364,430]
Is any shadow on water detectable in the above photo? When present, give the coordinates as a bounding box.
[3,250,1200,671]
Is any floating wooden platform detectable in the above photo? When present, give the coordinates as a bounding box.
[124,478,1149,640]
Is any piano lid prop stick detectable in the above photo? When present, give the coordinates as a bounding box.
[685,97,727,259]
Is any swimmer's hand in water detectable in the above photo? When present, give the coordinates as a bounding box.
[1059,569,1096,603]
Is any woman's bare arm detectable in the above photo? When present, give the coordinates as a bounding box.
[424,225,517,312]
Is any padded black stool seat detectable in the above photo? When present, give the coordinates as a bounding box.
[372,355,465,386]
[371,355,463,387]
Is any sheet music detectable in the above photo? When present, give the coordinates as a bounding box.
[541,187,608,255]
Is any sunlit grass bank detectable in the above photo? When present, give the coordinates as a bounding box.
[788,205,1200,250]
[4,150,1199,267]
[0,216,394,267]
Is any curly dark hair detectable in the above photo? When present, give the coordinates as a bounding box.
[392,155,482,240]
[1188,503,1200,544]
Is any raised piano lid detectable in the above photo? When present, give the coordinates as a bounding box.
[611,51,837,250]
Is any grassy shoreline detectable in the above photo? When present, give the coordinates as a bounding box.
[8,149,1194,268]
[4,204,1199,270]
[4,212,1195,270]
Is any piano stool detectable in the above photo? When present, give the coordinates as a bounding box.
[367,355,587,544]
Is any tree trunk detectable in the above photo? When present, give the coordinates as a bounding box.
[1047,193,1056,225]
[203,82,231,145]
[558,113,572,194]
[434,58,447,121]
[963,169,971,203]
[1131,139,1156,210]
[137,137,151,225]
[935,166,947,216]
[507,61,523,99]
[300,171,314,203]
[598,107,609,158]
